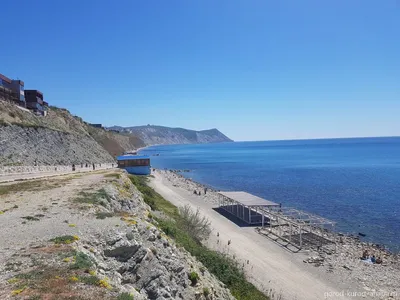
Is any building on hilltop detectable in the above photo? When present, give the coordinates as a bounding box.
[0,73,26,107]
[24,90,48,116]
[10,79,25,106]
[1,72,49,116]
[90,124,103,128]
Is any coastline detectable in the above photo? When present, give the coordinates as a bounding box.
[149,169,400,300]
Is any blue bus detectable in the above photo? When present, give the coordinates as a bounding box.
[117,155,151,175]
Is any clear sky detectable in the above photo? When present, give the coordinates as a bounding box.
[1,1,399,141]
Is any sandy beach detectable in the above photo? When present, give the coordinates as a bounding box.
[149,169,400,300]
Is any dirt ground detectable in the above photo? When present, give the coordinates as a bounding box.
[0,170,124,299]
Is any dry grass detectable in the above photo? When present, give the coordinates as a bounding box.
[73,189,110,207]
[103,172,121,179]
[8,266,112,300]
[0,178,72,196]
[4,244,114,300]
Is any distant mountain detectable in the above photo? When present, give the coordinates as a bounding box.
[108,125,233,146]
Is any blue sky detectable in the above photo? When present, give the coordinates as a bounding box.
[1,0,399,141]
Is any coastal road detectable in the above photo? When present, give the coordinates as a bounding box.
[149,171,355,300]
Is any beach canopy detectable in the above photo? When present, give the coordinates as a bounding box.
[218,191,279,207]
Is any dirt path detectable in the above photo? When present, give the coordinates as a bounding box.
[149,170,357,300]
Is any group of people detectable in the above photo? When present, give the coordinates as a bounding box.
[72,163,103,171]
[193,187,208,196]
[361,250,383,264]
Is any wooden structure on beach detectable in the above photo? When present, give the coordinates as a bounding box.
[217,191,336,250]
[218,191,280,224]
[259,206,336,250]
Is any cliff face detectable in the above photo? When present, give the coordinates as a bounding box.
[0,101,144,166]
[109,125,233,146]
[0,125,115,166]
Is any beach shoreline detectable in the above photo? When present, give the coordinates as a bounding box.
[149,169,400,300]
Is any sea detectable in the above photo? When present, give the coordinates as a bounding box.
[140,137,400,252]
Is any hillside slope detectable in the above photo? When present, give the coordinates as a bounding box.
[0,101,144,166]
[0,170,235,299]
[110,125,233,145]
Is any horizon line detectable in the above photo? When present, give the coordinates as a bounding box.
[235,135,400,143]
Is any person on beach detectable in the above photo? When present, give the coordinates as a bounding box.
[371,255,376,263]
[362,250,369,260]
[92,163,95,170]
[376,257,382,264]
[204,187,208,195]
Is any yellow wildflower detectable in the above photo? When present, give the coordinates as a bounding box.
[69,276,79,282]
[68,224,76,227]
[7,278,19,284]
[11,288,25,296]
[98,278,112,289]
[88,270,96,276]
[73,235,80,241]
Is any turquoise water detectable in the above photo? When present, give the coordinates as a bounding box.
[140,137,400,252]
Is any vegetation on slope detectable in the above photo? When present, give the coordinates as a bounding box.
[129,175,270,300]
[0,101,144,160]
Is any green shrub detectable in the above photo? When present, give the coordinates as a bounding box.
[117,292,134,300]
[95,211,114,219]
[74,189,110,206]
[189,271,199,285]
[71,252,93,270]
[203,287,210,296]
[79,275,99,285]
[129,175,178,216]
[50,235,77,244]
[179,205,211,241]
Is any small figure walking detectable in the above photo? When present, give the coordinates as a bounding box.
[228,239,231,246]
[92,163,95,170]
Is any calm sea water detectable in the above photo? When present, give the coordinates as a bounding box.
[140,137,400,252]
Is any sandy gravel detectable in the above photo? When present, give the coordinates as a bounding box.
[0,171,122,275]
[148,170,374,300]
